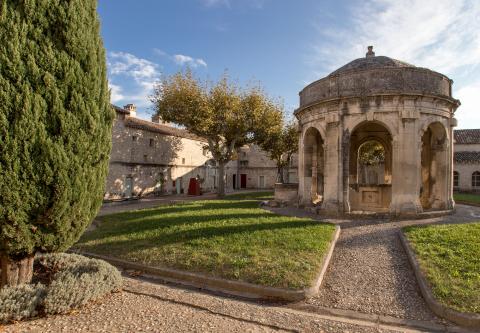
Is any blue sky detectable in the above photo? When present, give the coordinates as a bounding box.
[98,0,480,128]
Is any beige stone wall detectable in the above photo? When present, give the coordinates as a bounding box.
[454,143,480,152]
[105,114,215,198]
[453,163,480,192]
[105,112,299,198]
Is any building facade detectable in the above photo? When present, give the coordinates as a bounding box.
[453,129,480,192]
[104,104,296,199]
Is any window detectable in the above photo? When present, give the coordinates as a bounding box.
[453,171,459,187]
[182,158,186,165]
[472,171,480,188]
[239,160,248,167]
[149,138,155,147]
[242,152,247,158]
[132,135,138,141]
[144,154,148,162]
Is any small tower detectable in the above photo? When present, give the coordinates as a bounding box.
[124,104,137,117]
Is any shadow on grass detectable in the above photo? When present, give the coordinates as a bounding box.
[77,220,324,257]
[100,199,265,221]
[83,211,278,242]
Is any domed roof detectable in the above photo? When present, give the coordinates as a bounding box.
[329,47,415,77]
[329,56,415,77]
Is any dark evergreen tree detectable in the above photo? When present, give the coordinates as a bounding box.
[0,0,113,286]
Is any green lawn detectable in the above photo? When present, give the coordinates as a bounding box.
[74,192,336,289]
[454,193,480,205]
[403,223,480,314]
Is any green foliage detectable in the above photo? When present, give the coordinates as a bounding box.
[258,121,298,182]
[0,1,113,258]
[0,283,46,323]
[152,71,283,195]
[358,140,385,166]
[404,223,480,314]
[40,253,122,314]
[0,253,121,323]
[75,192,336,289]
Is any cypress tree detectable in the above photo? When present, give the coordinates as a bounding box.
[0,0,113,286]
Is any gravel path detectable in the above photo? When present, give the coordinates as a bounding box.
[3,277,407,333]
[271,204,480,324]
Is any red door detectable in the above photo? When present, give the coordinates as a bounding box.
[240,174,247,188]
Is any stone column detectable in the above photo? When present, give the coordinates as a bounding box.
[298,130,305,205]
[311,141,318,203]
[447,119,456,209]
[390,118,422,215]
[322,118,341,213]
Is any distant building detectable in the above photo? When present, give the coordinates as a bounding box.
[104,104,297,199]
[453,129,480,192]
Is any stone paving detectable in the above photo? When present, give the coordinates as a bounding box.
[270,204,480,325]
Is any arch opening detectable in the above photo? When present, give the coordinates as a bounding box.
[420,122,448,210]
[348,122,392,212]
[303,127,324,206]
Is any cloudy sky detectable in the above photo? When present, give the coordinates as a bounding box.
[99,0,480,128]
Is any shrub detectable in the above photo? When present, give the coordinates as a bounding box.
[0,284,46,323]
[0,253,122,323]
[40,254,122,314]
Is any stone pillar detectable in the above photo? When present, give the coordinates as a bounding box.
[322,119,341,213]
[390,119,422,215]
[447,119,456,209]
[311,142,318,203]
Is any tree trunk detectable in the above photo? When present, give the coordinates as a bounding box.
[285,164,290,183]
[277,166,284,184]
[1,254,35,287]
[217,161,226,197]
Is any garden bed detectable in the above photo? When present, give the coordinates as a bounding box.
[401,223,480,328]
[74,192,337,297]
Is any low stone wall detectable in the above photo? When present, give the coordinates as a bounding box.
[274,183,298,203]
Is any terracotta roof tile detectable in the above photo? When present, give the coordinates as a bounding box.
[454,129,480,144]
[454,151,480,164]
[124,116,207,142]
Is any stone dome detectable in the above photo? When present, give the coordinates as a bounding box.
[298,47,456,110]
[328,56,415,77]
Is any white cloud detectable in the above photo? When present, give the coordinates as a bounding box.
[154,48,208,68]
[201,0,230,7]
[173,54,208,68]
[109,83,124,104]
[455,81,480,129]
[107,52,160,108]
[310,0,480,77]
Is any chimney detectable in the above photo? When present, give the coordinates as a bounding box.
[124,104,137,117]
[366,46,375,58]
[151,114,171,126]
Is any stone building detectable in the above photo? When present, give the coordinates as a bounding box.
[295,46,460,215]
[104,104,294,199]
[453,129,480,192]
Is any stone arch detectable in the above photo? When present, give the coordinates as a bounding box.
[347,117,398,143]
[302,126,325,205]
[347,121,393,212]
[420,121,449,210]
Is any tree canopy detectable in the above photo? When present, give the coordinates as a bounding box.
[0,0,113,285]
[152,71,283,195]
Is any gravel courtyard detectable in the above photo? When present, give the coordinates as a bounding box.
[4,277,410,333]
[271,204,480,325]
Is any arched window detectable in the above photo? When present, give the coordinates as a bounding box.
[453,171,459,187]
[472,171,480,188]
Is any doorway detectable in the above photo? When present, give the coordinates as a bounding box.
[125,177,133,198]
[240,174,247,188]
[233,174,237,189]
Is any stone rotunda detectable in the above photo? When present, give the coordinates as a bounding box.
[295,47,460,215]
